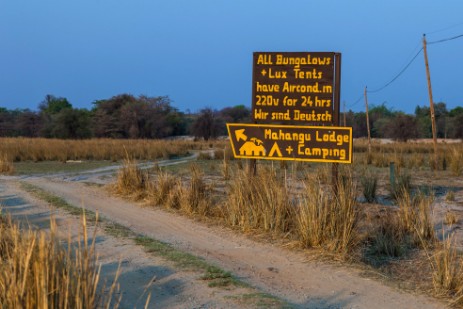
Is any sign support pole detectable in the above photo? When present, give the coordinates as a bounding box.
[332,53,342,194]
[249,158,257,177]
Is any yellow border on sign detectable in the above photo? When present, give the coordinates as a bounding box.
[226,123,353,164]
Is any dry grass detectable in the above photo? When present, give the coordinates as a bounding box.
[178,163,213,216]
[330,176,359,255]
[294,174,359,256]
[222,168,293,234]
[146,171,179,207]
[0,153,15,175]
[112,157,150,199]
[432,235,463,305]
[449,146,463,176]
[368,214,408,259]
[445,212,458,226]
[354,139,463,171]
[295,180,331,249]
[360,169,377,203]
[0,213,120,308]
[106,139,463,304]
[0,137,223,162]
[396,189,435,247]
[112,158,213,216]
[446,190,456,202]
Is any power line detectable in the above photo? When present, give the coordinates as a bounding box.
[364,32,462,94]
[349,31,463,107]
[428,33,463,45]
[367,47,423,93]
[346,94,363,109]
[427,22,463,35]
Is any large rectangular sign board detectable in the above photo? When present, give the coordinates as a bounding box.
[227,123,352,163]
[252,52,337,124]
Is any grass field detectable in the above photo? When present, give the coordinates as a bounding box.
[2,137,463,306]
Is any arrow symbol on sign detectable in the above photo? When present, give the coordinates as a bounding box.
[235,129,247,142]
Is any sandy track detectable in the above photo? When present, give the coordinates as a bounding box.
[19,177,446,309]
[0,181,260,309]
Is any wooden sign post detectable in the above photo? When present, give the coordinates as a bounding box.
[228,52,350,191]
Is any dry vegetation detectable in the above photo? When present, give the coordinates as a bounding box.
[0,137,221,162]
[108,139,463,306]
[111,156,360,259]
[2,137,463,306]
[0,213,120,308]
[0,153,15,175]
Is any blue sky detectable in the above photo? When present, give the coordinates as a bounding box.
[1,0,462,114]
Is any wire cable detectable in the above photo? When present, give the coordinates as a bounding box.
[428,33,463,45]
[367,47,423,93]
[350,31,462,107]
[427,22,463,35]
[346,94,364,109]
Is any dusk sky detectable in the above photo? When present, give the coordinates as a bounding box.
[1,0,462,114]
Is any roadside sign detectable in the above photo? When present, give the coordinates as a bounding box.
[227,123,352,163]
[252,52,338,124]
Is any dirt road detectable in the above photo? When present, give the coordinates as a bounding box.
[0,158,449,308]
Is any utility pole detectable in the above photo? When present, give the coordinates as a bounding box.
[364,86,372,162]
[422,34,438,169]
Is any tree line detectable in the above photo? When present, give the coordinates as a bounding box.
[0,94,462,140]
[0,94,250,140]
[346,102,463,140]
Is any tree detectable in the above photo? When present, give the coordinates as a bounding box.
[16,110,41,137]
[434,102,448,138]
[39,95,72,115]
[50,108,92,139]
[191,108,224,140]
[37,94,75,137]
[369,103,394,138]
[386,113,418,142]
[92,94,186,139]
[349,111,368,138]
[92,94,137,138]
[0,108,15,136]
[220,105,251,123]
[415,105,432,138]
[451,114,463,138]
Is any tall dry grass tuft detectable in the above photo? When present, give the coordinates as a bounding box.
[0,153,15,175]
[146,171,179,207]
[296,180,331,248]
[296,174,358,256]
[360,169,377,203]
[223,168,293,234]
[178,164,212,216]
[112,157,149,199]
[372,150,390,168]
[449,146,463,176]
[432,235,463,305]
[0,213,120,308]
[391,171,412,200]
[367,214,408,260]
[396,189,435,247]
[112,159,213,215]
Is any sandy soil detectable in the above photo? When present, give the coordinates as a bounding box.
[1,154,456,308]
[0,181,261,309]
